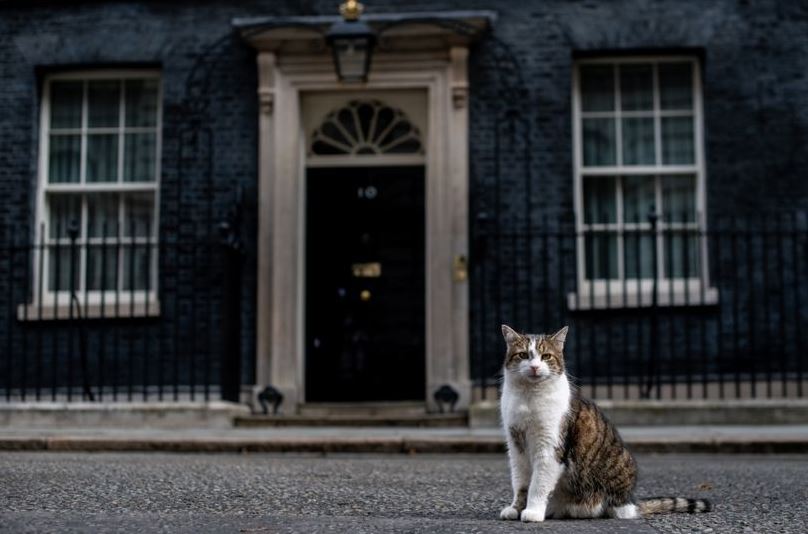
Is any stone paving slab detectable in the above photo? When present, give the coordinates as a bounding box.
[0,425,807,453]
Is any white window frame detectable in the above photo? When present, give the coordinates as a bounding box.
[23,69,162,319]
[570,56,717,309]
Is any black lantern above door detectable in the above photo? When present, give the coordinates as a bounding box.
[326,1,377,83]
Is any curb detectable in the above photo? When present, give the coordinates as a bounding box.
[234,413,469,428]
[0,402,250,429]
[0,436,805,454]
[470,400,808,428]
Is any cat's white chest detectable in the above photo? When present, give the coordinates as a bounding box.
[501,377,571,450]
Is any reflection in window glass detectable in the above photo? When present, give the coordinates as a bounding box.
[659,63,693,110]
[663,175,696,222]
[87,193,119,238]
[583,176,617,224]
[86,246,118,291]
[123,247,152,291]
[124,193,155,237]
[48,135,81,183]
[86,134,119,182]
[661,117,695,164]
[584,233,618,280]
[582,118,616,166]
[48,194,82,239]
[619,64,653,111]
[665,234,700,278]
[50,81,83,129]
[622,175,656,223]
[124,133,156,182]
[48,247,80,291]
[125,79,159,127]
[622,117,655,165]
[580,65,615,112]
[88,80,120,128]
[624,232,655,279]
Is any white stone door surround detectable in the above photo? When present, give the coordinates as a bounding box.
[240,13,490,412]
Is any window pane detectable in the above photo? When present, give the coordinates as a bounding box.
[48,135,81,183]
[125,79,158,127]
[582,118,616,166]
[123,193,155,237]
[88,80,120,128]
[659,63,693,110]
[580,65,614,112]
[86,246,118,291]
[48,246,80,291]
[665,233,700,278]
[48,194,81,239]
[86,134,118,182]
[661,116,694,164]
[619,64,653,111]
[624,232,655,279]
[124,133,156,182]
[662,175,696,222]
[87,193,119,238]
[621,117,655,165]
[583,176,617,224]
[50,81,83,129]
[584,233,618,280]
[123,246,152,291]
[622,175,656,223]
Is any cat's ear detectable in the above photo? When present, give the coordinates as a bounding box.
[501,324,521,345]
[550,326,569,347]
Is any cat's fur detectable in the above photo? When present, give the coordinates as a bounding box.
[499,324,712,522]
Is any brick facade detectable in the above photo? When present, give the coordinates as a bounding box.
[1,1,806,398]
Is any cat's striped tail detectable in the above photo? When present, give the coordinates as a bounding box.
[639,497,713,515]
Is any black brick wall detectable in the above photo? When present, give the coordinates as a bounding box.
[1,0,807,396]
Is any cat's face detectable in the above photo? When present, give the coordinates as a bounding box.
[501,325,568,383]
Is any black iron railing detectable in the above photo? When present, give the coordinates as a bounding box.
[0,223,243,403]
[472,212,808,400]
[4,210,806,403]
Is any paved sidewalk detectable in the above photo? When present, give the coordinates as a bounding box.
[2,452,807,533]
[1,424,807,453]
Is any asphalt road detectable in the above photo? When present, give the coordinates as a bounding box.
[0,452,805,533]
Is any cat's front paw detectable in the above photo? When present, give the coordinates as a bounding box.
[500,505,521,520]
[520,507,546,523]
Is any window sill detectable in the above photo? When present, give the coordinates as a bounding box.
[567,287,719,311]
[17,300,161,321]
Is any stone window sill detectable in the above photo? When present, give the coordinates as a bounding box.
[17,298,161,321]
[567,287,719,311]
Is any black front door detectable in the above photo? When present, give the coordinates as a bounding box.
[305,166,425,402]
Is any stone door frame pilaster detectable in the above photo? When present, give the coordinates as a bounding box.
[244,23,479,412]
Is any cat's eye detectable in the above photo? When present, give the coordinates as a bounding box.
[540,354,553,361]
[514,352,528,360]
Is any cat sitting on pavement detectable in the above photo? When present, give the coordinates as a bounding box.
[499,324,712,522]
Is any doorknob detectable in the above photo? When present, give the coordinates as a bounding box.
[453,255,468,282]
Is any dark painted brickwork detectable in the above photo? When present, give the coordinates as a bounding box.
[1,0,807,395]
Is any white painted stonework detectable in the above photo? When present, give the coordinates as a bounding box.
[241,15,487,412]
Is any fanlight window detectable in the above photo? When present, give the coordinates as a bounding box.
[310,100,423,156]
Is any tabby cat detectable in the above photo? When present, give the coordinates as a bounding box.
[499,324,712,522]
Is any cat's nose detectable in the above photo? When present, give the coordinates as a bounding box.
[530,365,540,374]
